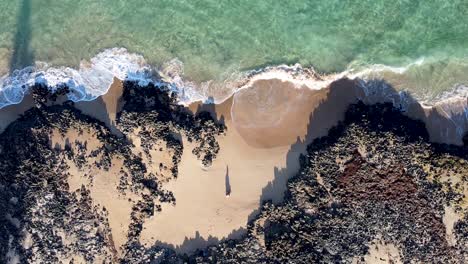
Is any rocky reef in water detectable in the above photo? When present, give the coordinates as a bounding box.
[0,80,466,263]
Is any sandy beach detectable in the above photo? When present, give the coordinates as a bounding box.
[136,76,466,252]
[0,74,466,257]
[136,77,363,252]
[1,0,468,261]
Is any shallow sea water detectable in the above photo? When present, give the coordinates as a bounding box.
[0,0,467,102]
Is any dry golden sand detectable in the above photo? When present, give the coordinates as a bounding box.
[48,117,176,256]
[49,126,136,256]
[136,78,467,253]
[139,109,296,252]
[139,78,362,252]
[0,77,466,256]
[48,80,179,256]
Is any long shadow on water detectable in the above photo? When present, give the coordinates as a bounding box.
[9,0,34,73]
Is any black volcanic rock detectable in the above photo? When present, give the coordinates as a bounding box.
[0,81,466,263]
[154,102,466,264]
[0,82,226,263]
[117,81,225,168]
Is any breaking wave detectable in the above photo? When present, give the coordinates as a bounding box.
[0,48,466,122]
[0,48,153,108]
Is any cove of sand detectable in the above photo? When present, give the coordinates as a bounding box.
[0,72,466,255]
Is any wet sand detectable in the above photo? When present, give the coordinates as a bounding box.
[0,93,35,133]
[0,75,466,255]
[137,78,361,252]
[75,77,124,135]
[138,76,467,253]
[139,102,294,251]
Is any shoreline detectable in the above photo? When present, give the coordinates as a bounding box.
[0,65,466,256]
[1,48,467,111]
[0,76,466,236]
[1,67,467,145]
[0,77,466,261]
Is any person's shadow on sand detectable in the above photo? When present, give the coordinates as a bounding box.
[225,165,231,197]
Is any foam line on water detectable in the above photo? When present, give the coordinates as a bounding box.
[0,47,466,126]
[0,48,153,108]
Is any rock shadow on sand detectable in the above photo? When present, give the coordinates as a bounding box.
[152,227,246,254]
[255,79,362,206]
[0,74,465,260]
[193,96,226,126]
[140,77,466,254]
[251,78,467,222]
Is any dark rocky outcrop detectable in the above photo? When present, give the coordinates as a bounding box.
[117,82,225,169]
[0,82,226,263]
[0,82,466,263]
[144,102,466,264]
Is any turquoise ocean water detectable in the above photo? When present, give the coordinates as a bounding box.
[0,0,467,105]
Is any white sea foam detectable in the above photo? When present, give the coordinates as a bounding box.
[0,48,153,108]
[348,57,426,77]
[0,47,466,137]
[160,58,247,105]
[238,62,467,142]
[356,60,468,139]
[0,49,247,107]
[238,63,347,92]
[159,58,210,104]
